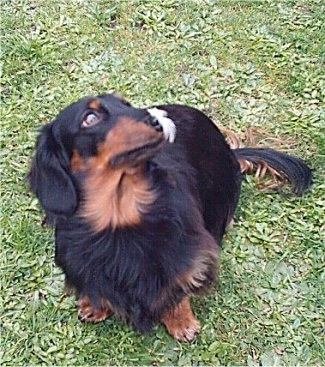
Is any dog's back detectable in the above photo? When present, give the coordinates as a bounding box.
[155,104,242,241]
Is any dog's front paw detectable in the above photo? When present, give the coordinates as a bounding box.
[78,296,112,323]
[147,108,176,143]
[161,297,201,342]
[167,317,201,342]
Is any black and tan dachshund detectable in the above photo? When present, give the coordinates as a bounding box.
[29,94,312,341]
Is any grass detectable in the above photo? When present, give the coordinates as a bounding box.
[1,0,324,365]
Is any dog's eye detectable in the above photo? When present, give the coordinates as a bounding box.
[82,112,101,128]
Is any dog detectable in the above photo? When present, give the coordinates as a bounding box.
[29,93,312,341]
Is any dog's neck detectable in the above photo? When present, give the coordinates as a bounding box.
[80,164,157,232]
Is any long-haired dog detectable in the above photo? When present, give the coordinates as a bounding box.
[29,94,312,341]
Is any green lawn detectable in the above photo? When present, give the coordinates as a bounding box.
[1,0,324,365]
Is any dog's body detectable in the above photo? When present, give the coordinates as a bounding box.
[29,94,312,341]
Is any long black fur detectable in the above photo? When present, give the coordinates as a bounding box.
[29,95,312,335]
[234,147,312,195]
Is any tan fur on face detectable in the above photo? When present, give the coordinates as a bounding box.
[71,149,86,172]
[88,117,164,170]
[88,99,101,110]
[73,117,161,232]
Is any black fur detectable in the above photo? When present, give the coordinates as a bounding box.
[233,147,312,195]
[29,94,312,336]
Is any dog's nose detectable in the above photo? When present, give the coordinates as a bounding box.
[143,114,163,132]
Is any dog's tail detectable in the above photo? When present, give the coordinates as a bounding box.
[218,125,312,196]
[233,148,312,195]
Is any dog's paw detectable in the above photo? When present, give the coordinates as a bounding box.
[168,317,201,342]
[78,297,112,323]
[147,108,176,143]
[161,298,201,342]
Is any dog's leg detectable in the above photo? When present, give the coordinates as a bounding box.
[161,297,201,342]
[78,296,112,323]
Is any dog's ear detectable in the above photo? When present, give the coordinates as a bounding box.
[29,122,78,219]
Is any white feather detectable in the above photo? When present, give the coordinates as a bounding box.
[147,108,176,143]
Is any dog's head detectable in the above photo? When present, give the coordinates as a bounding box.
[29,93,175,226]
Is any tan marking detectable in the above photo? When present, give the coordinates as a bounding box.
[82,165,157,231]
[238,158,288,190]
[78,296,112,323]
[71,149,86,172]
[217,124,243,149]
[176,254,216,293]
[217,123,292,190]
[176,228,219,294]
[88,99,101,110]
[79,117,162,231]
[178,256,219,294]
[161,297,201,342]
